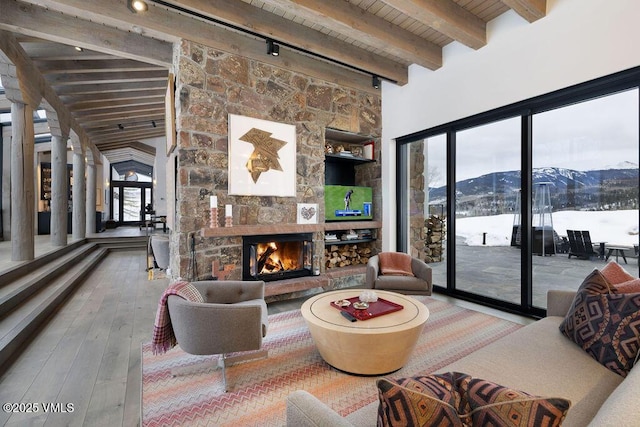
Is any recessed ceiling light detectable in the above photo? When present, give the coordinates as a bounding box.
[74,46,83,52]
[127,0,148,13]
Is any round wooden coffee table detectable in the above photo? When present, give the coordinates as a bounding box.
[301,289,429,375]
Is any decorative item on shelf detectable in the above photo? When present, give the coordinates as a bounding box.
[359,290,378,303]
[325,143,334,154]
[341,229,359,241]
[325,233,339,242]
[224,204,233,227]
[333,144,344,153]
[363,140,374,160]
[350,145,363,158]
[297,203,318,224]
[209,196,218,228]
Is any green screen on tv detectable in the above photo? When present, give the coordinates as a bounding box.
[324,185,373,221]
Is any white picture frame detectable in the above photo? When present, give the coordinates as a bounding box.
[297,203,318,224]
[228,114,296,197]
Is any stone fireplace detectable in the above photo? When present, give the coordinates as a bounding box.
[242,233,313,281]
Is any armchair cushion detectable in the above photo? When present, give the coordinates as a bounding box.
[379,252,414,276]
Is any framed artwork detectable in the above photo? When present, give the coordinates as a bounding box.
[165,73,177,156]
[228,114,296,197]
[297,203,318,224]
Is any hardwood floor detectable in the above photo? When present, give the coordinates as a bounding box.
[0,249,165,426]
[0,242,531,426]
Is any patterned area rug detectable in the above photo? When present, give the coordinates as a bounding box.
[141,296,522,426]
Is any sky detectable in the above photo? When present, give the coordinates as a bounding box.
[425,88,639,186]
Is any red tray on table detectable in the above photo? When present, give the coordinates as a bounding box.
[330,296,403,320]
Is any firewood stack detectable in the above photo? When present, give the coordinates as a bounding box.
[424,215,446,263]
[325,244,373,268]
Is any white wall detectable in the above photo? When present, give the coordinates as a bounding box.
[381,0,640,250]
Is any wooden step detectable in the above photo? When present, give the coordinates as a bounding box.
[0,239,86,288]
[0,247,109,372]
[0,243,99,317]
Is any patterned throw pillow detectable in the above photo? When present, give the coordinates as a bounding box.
[377,373,469,426]
[615,278,640,294]
[466,378,571,427]
[560,269,640,377]
[601,260,635,285]
[379,252,414,276]
[377,373,570,427]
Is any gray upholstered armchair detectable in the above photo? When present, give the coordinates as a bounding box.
[167,280,268,391]
[365,253,432,295]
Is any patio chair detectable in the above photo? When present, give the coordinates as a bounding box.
[566,230,597,260]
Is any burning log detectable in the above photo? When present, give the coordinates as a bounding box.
[257,243,277,273]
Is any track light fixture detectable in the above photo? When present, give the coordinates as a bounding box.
[152,120,157,128]
[372,75,381,89]
[127,0,148,13]
[266,39,280,56]
[118,124,124,130]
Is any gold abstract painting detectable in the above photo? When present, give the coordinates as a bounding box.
[228,114,296,196]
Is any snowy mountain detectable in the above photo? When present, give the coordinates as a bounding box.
[429,167,638,213]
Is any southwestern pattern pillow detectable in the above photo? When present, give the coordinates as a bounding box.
[466,378,571,427]
[560,270,640,377]
[377,373,571,427]
[377,373,469,427]
[615,278,640,294]
[601,260,635,285]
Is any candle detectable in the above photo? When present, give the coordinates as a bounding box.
[225,204,232,217]
[210,195,217,208]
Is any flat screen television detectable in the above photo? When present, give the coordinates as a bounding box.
[324,185,373,221]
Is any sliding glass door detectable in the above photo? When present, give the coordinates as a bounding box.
[531,89,639,307]
[455,118,521,303]
[396,68,640,317]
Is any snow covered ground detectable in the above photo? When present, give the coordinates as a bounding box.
[457,209,639,247]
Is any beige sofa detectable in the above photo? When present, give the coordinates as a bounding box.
[286,290,640,426]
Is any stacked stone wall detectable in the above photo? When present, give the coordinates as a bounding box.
[172,40,382,282]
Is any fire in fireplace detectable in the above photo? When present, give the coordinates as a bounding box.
[243,233,313,281]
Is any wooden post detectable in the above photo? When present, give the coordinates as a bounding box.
[50,133,68,246]
[10,102,35,261]
[86,163,96,235]
[72,150,86,240]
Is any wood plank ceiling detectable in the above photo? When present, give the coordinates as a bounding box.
[0,0,547,166]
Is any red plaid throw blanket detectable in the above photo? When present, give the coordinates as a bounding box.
[152,281,204,355]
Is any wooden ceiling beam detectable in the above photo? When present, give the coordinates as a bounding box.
[21,0,386,92]
[87,118,165,132]
[81,113,165,129]
[61,89,165,104]
[34,59,164,74]
[54,80,167,95]
[69,96,164,112]
[94,129,165,144]
[257,0,441,69]
[378,0,486,49]
[500,0,546,22]
[160,0,410,82]
[0,0,172,67]
[97,141,156,156]
[74,105,165,119]
[45,70,168,86]
[0,29,101,161]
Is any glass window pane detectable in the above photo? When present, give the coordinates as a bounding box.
[532,89,639,308]
[123,187,142,222]
[455,118,521,303]
[407,134,447,286]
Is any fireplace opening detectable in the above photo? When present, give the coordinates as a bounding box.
[243,233,313,281]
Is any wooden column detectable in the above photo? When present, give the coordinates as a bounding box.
[72,151,86,240]
[10,102,35,261]
[86,163,96,235]
[50,134,68,246]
